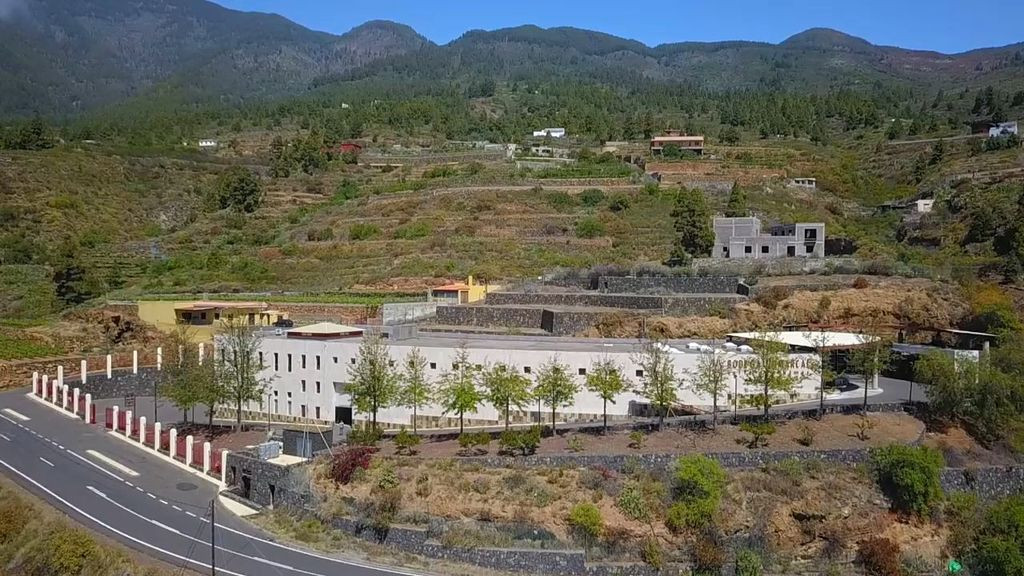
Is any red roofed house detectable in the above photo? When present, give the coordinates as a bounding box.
[429,276,499,304]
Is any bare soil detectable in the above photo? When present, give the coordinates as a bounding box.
[922,425,1019,468]
[378,413,924,459]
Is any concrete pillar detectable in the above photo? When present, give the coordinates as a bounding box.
[112,406,119,432]
[32,372,39,396]
[156,347,163,371]
[106,355,112,379]
[185,435,194,467]
[220,450,229,485]
[132,350,138,375]
[85,394,93,423]
[81,359,87,384]
[57,365,64,387]
[154,422,162,451]
[61,384,69,411]
[198,343,205,366]
[41,375,49,400]
[51,380,59,404]
[202,441,211,474]
[169,428,178,460]
[72,388,80,415]
[125,410,133,438]
[138,416,146,444]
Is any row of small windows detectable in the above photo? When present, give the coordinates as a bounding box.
[268,398,321,420]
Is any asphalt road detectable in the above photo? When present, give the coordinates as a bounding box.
[0,390,425,576]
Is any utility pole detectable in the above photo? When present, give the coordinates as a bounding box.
[210,499,216,576]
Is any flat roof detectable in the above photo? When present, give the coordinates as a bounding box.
[726,331,877,349]
[175,301,267,311]
[286,322,363,336]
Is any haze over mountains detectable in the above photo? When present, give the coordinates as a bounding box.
[1,0,1022,117]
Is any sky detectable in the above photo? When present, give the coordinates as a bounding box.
[213,0,1024,54]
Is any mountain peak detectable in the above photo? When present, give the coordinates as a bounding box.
[781,28,876,52]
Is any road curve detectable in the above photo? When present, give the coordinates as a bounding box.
[0,390,427,576]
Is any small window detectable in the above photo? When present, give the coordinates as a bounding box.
[388,360,395,368]
[301,354,306,369]
[805,245,814,254]
[787,246,796,257]
[214,312,220,320]
[287,391,292,398]
[350,357,356,365]
[578,368,587,376]
[722,247,728,255]
[744,245,752,254]
[300,405,307,418]
[804,228,817,240]
[287,354,292,372]
[524,366,532,374]
[333,356,338,364]
[259,352,264,365]
[429,362,437,370]
[761,246,769,254]
[274,352,279,371]
[273,390,278,397]
[301,380,306,393]
[635,369,644,378]
[200,312,207,320]
[315,407,321,420]
[315,355,321,370]
[452,362,459,370]
[287,401,292,415]
[315,381,321,394]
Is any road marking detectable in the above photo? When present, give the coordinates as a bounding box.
[172,505,182,511]
[185,510,196,518]
[0,433,10,441]
[0,414,18,425]
[159,499,168,505]
[66,449,125,482]
[85,450,139,478]
[39,457,54,467]
[0,459,246,576]
[2,408,29,421]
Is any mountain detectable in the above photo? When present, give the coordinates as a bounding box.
[1,0,1022,118]
[0,0,429,116]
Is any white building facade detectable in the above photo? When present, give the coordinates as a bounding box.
[236,330,820,430]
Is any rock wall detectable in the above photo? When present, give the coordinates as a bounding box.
[59,366,163,400]
[940,466,1024,499]
[225,451,312,510]
[597,276,740,295]
[435,305,544,329]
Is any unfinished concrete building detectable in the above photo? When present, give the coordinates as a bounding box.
[713,217,824,259]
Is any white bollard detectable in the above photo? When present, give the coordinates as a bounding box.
[154,422,162,451]
[61,384,69,410]
[51,380,59,404]
[138,416,146,444]
[125,410,133,438]
[169,428,178,460]
[41,375,49,400]
[57,365,64,387]
[32,372,39,396]
[132,350,138,375]
[203,441,211,474]
[185,435,194,467]
[221,450,230,485]
[157,347,163,371]
[85,394,92,423]
[72,388,80,415]
[106,354,112,379]
[112,406,119,432]
[198,343,205,365]
[81,359,87,384]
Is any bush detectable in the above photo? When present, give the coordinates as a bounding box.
[470,477,490,494]
[739,421,776,448]
[607,195,631,212]
[376,464,399,491]
[796,422,816,447]
[330,446,378,485]
[212,166,262,213]
[458,431,492,455]
[423,164,459,179]
[546,191,577,210]
[735,548,764,576]
[349,223,380,241]
[349,427,382,446]
[616,478,667,522]
[855,416,876,441]
[856,537,902,576]
[753,285,790,310]
[333,179,360,204]
[414,473,431,497]
[628,430,646,450]
[394,221,431,240]
[574,216,605,239]
[580,188,606,207]
[567,435,585,452]
[692,532,727,575]
[666,499,717,533]
[852,276,871,289]
[869,444,944,516]
[306,227,335,242]
[499,426,541,456]
[393,427,421,456]
[641,536,663,568]
[568,502,603,541]
[674,455,727,503]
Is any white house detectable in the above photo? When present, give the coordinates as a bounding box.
[914,199,935,214]
[989,121,1018,138]
[532,128,567,139]
[227,326,821,429]
[198,139,218,149]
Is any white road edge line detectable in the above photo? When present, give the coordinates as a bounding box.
[0,414,18,425]
[2,408,29,421]
[85,450,140,478]
[0,458,245,576]
[0,433,10,441]
[39,457,54,467]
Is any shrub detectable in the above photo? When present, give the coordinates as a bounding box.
[674,455,727,503]
[855,416,876,441]
[470,477,490,495]
[735,548,764,576]
[641,536,663,568]
[546,191,577,210]
[852,276,871,289]
[753,285,790,310]
[499,426,541,456]
[568,502,603,541]
[330,446,378,485]
[574,216,605,239]
[580,188,606,207]
[856,537,902,576]
[458,431,492,455]
[796,422,816,447]
[349,223,380,241]
[414,473,431,497]
[607,195,631,212]
[628,430,646,450]
[616,478,665,522]
[394,221,431,240]
[869,445,944,517]
[349,427,382,446]
[567,435,585,452]
[423,164,459,179]
[972,537,1024,575]
[739,421,776,449]
[666,499,717,533]
[393,427,421,455]
[692,532,727,575]
[376,464,399,491]
[333,179,360,204]
[306,227,335,242]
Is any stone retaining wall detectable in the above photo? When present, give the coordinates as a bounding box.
[940,466,1024,499]
[597,276,740,295]
[487,291,744,312]
[61,366,162,400]
[435,305,544,329]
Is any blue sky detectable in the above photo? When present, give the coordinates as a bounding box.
[214,0,1024,54]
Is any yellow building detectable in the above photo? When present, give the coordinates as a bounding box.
[137,300,288,341]
[428,276,500,304]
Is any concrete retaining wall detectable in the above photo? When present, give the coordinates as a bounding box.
[381,302,437,325]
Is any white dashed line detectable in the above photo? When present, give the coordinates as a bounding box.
[1,408,29,421]
[136,486,144,492]
[39,457,54,467]
[159,499,168,505]
[148,493,157,499]
[0,433,10,441]
[185,511,196,518]
[85,450,140,478]
[172,505,182,511]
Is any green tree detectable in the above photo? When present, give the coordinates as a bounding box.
[692,351,729,429]
[217,317,272,429]
[399,348,432,434]
[848,323,892,415]
[533,357,579,434]
[719,126,740,145]
[437,346,482,434]
[160,329,204,424]
[930,139,946,165]
[804,331,838,420]
[744,334,800,417]
[633,340,679,430]
[482,362,533,430]
[213,166,263,213]
[724,182,748,217]
[584,358,628,433]
[669,187,714,266]
[869,444,944,517]
[347,332,400,431]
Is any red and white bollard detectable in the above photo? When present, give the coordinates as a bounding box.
[124,410,133,438]
[61,384,69,411]
[111,406,119,432]
[185,435,194,467]
[81,359,88,384]
[157,347,163,371]
[72,388,80,416]
[221,450,230,485]
[132,350,138,375]
[203,441,212,475]
[41,375,49,401]
[32,372,39,396]
[51,380,59,405]
[138,416,146,444]
[85,394,93,423]
[106,354,112,379]
[154,422,162,451]
[169,428,178,460]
